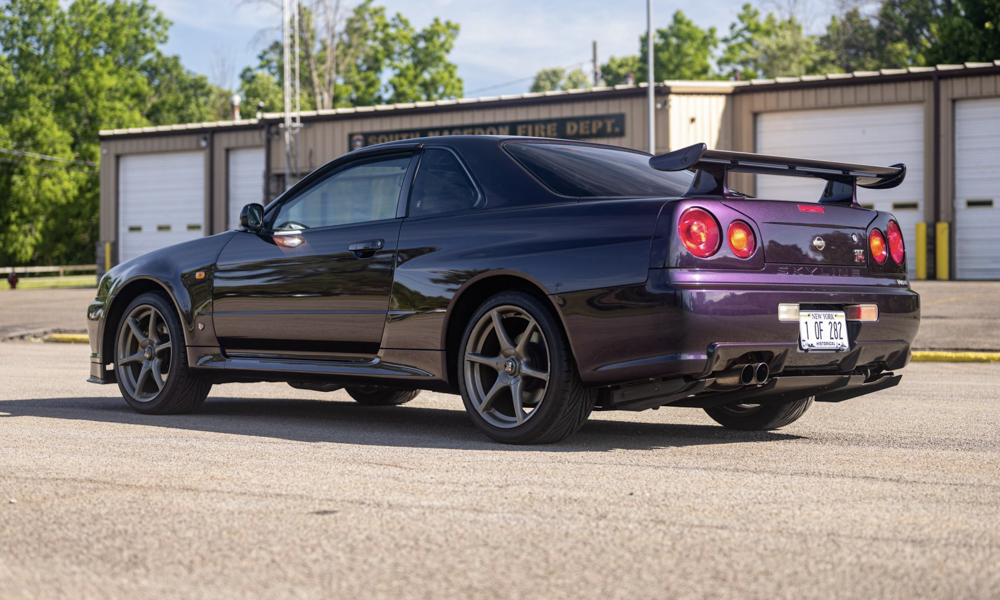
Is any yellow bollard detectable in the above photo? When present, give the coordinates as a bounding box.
[104,241,111,274]
[915,222,927,280]
[935,222,949,280]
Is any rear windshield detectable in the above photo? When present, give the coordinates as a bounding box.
[505,142,694,198]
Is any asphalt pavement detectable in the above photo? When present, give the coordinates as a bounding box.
[1,342,998,600]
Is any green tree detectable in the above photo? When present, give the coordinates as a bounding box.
[530,67,591,92]
[599,11,719,85]
[240,0,462,113]
[641,11,720,81]
[719,4,832,79]
[0,0,228,266]
[876,0,1000,65]
[599,55,641,86]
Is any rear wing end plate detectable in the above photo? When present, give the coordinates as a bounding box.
[649,143,906,204]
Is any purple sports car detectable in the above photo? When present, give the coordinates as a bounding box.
[87,137,919,444]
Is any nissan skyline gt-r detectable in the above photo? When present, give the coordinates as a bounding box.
[86,136,920,444]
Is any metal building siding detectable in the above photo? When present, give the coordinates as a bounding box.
[267,95,662,174]
[953,98,1000,279]
[667,94,731,151]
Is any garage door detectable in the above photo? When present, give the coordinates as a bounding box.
[756,104,924,273]
[227,147,266,230]
[954,98,1000,280]
[119,151,205,264]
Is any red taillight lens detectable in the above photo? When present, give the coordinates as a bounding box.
[870,229,887,264]
[727,221,755,258]
[678,208,720,258]
[886,220,905,265]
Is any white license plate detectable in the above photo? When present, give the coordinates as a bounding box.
[799,310,849,351]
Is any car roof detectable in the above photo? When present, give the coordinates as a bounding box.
[357,135,648,155]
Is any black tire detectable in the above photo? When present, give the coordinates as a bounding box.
[345,385,420,406]
[114,291,212,415]
[458,291,596,445]
[704,396,814,430]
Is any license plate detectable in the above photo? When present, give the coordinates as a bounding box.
[799,310,849,351]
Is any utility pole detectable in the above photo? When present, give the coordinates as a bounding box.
[282,0,292,191]
[282,0,302,191]
[647,0,655,154]
[592,40,599,87]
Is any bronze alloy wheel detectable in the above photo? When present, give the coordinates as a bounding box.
[463,305,551,429]
[116,304,172,403]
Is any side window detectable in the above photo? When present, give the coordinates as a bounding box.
[409,148,480,217]
[271,154,411,230]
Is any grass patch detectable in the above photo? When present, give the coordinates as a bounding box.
[2,274,96,290]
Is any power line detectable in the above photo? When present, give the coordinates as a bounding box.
[0,156,96,173]
[464,60,591,97]
[0,147,97,168]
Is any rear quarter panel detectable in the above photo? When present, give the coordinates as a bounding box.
[381,198,670,351]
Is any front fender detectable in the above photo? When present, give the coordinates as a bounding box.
[89,233,237,372]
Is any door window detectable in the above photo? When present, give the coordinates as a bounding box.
[409,148,480,217]
[271,154,411,230]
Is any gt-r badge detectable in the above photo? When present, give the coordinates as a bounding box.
[855,249,866,263]
[813,237,826,251]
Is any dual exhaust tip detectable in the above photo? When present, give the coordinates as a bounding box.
[716,362,770,387]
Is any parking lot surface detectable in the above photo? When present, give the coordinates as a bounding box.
[1,342,998,600]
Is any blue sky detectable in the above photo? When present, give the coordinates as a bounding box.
[156,0,837,98]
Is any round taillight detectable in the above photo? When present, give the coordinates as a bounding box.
[886,220,905,265]
[870,228,887,264]
[678,208,720,258]
[727,221,755,258]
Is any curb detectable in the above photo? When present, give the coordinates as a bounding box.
[42,333,89,344]
[912,350,1000,363]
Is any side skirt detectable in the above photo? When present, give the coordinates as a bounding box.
[186,346,450,391]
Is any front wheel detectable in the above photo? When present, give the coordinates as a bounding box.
[458,291,596,445]
[704,396,814,430]
[114,292,212,414]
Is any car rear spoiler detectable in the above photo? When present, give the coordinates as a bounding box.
[649,142,906,204]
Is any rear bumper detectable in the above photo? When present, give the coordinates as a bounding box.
[560,269,920,385]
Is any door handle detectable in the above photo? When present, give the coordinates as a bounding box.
[348,238,384,258]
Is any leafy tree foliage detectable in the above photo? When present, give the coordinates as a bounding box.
[0,0,227,265]
[598,55,641,86]
[239,0,462,116]
[530,67,591,92]
[720,4,832,79]
[640,11,720,81]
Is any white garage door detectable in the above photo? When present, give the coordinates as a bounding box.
[119,151,205,264]
[954,98,1000,280]
[227,147,266,230]
[756,104,924,273]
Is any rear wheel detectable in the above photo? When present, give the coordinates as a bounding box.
[704,396,814,430]
[114,292,212,414]
[345,385,420,406]
[458,291,596,445]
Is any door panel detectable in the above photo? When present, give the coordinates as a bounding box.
[212,220,402,357]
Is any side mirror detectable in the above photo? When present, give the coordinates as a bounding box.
[239,203,264,230]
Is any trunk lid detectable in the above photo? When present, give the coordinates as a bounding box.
[724,200,875,266]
